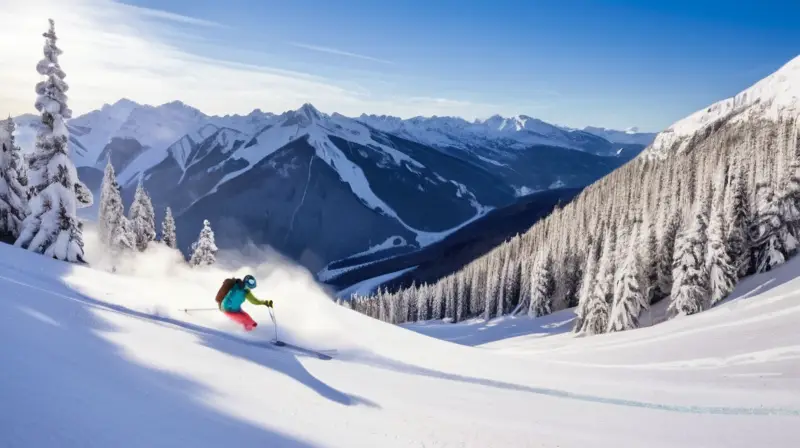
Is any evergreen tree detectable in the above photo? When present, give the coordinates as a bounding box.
[97,161,134,254]
[640,216,659,304]
[608,226,647,332]
[669,205,710,317]
[656,211,681,301]
[455,271,469,322]
[483,256,500,320]
[416,283,430,322]
[110,212,135,256]
[581,232,614,335]
[706,203,737,306]
[2,117,28,192]
[724,162,753,278]
[0,117,29,241]
[97,161,118,245]
[506,258,523,312]
[751,182,792,272]
[573,240,599,333]
[161,206,177,249]
[528,250,555,317]
[560,245,582,308]
[15,20,92,262]
[778,155,800,244]
[431,281,444,320]
[129,181,156,251]
[189,219,217,267]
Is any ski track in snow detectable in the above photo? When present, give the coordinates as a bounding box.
[4,270,798,418]
[2,231,800,448]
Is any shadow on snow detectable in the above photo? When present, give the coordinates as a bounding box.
[0,259,378,447]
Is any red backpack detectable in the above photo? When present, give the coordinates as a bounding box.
[215,277,240,304]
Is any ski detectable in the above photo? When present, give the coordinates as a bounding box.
[271,340,336,361]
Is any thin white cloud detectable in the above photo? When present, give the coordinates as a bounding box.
[289,42,395,65]
[116,2,224,28]
[0,0,506,121]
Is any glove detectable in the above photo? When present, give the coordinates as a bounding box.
[264,300,273,308]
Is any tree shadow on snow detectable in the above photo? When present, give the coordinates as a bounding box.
[0,258,378,447]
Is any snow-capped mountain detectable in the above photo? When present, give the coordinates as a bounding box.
[12,100,642,271]
[646,55,800,158]
[357,113,621,156]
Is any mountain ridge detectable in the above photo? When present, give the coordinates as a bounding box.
[11,98,650,273]
[645,54,800,158]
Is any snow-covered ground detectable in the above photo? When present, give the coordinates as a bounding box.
[1,229,799,447]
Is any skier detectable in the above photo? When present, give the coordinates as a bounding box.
[216,274,273,331]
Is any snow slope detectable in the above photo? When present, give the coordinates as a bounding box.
[647,54,800,157]
[1,228,799,447]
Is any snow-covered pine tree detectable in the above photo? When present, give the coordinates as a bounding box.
[110,212,135,256]
[724,160,753,278]
[406,281,418,323]
[97,161,134,254]
[469,263,484,317]
[608,225,647,332]
[580,231,615,335]
[2,117,28,192]
[0,117,29,242]
[97,161,117,245]
[161,206,177,249]
[129,181,156,251]
[778,154,800,241]
[706,203,737,306]
[573,239,599,333]
[669,202,710,317]
[455,270,469,322]
[431,281,444,320]
[528,250,555,317]
[483,256,500,320]
[656,211,681,301]
[189,219,217,267]
[639,215,659,305]
[15,20,90,262]
[505,257,523,312]
[556,241,581,309]
[751,181,791,273]
[416,283,430,321]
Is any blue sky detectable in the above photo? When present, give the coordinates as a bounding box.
[2,0,798,131]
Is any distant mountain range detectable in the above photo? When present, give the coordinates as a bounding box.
[12,100,655,275]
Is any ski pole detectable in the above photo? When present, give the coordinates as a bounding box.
[268,306,279,342]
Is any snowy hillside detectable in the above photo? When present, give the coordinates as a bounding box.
[1,229,799,447]
[646,54,800,158]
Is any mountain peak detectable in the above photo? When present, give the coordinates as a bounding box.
[98,98,140,118]
[297,103,323,121]
[109,98,139,108]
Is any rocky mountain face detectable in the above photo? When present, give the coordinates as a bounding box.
[13,100,651,273]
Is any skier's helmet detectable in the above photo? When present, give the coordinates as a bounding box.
[243,274,257,289]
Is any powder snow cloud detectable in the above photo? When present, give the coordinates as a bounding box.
[0,0,506,120]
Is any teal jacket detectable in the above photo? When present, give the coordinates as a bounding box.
[220,281,267,312]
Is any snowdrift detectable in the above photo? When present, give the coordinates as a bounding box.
[1,231,799,447]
